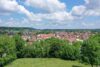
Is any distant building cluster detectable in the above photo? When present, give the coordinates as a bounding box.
[20,32,92,44]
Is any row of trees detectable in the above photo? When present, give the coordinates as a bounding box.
[16,37,81,60]
[0,34,100,67]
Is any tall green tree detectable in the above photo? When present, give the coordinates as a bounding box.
[45,37,68,58]
[73,41,82,59]
[81,34,100,67]
[13,34,25,58]
[32,40,50,58]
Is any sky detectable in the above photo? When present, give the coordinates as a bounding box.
[0,0,100,29]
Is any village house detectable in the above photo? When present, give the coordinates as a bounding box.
[37,33,55,40]
[21,32,37,44]
[55,32,91,43]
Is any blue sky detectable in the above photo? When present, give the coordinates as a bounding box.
[61,0,85,11]
[0,0,100,29]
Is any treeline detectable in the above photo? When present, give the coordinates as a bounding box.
[0,27,100,35]
[42,29,100,33]
[0,34,100,67]
[0,27,35,31]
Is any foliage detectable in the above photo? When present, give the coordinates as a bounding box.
[59,44,78,60]
[0,31,100,67]
[73,42,82,59]
[20,40,50,58]
[20,45,34,58]
[45,37,68,58]
[80,34,100,67]
[0,35,16,66]
[32,40,50,58]
[13,35,26,58]
[20,37,81,60]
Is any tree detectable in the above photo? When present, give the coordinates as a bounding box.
[32,40,50,58]
[21,45,34,58]
[80,34,100,67]
[73,41,82,59]
[13,34,25,58]
[60,44,77,60]
[0,35,16,66]
[45,37,68,58]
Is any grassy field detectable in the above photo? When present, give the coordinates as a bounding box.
[5,58,90,67]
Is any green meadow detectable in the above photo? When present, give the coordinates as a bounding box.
[5,58,90,67]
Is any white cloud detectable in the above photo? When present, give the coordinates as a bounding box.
[71,5,86,16]
[0,0,42,21]
[85,0,100,9]
[24,0,74,22]
[31,11,74,23]
[0,0,100,29]
[84,10,100,16]
[0,0,77,23]
[25,0,66,12]
[84,0,100,16]
[44,11,74,21]
[70,0,100,17]
[84,0,90,4]
[0,0,17,12]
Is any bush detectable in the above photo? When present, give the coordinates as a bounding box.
[0,35,16,66]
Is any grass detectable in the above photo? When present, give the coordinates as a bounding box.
[5,58,90,67]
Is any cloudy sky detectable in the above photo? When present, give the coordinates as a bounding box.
[0,0,100,29]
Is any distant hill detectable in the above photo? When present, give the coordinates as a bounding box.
[0,27,36,31]
[0,27,100,32]
[41,29,100,32]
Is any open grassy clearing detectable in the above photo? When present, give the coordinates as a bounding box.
[5,58,90,67]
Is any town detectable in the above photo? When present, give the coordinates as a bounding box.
[9,31,92,44]
[0,27,98,44]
